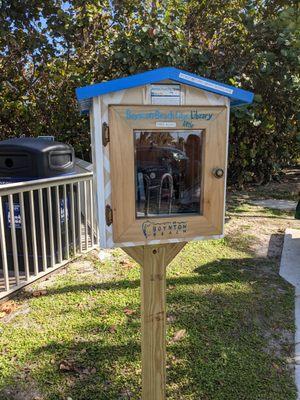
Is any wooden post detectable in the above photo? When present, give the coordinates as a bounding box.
[142,245,167,400]
[124,242,185,400]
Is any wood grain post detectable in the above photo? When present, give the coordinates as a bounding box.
[123,243,186,400]
[141,245,167,400]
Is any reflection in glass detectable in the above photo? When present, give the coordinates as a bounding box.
[135,130,203,217]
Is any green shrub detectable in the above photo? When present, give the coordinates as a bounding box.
[0,1,299,184]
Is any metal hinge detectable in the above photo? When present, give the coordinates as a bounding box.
[102,122,110,146]
[105,204,113,226]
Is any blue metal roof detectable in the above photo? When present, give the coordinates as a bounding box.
[76,67,254,113]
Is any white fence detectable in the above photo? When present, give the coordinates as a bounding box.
[0,172,98,299]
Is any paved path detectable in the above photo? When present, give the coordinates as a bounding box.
[251,199,297,211]
[280,228,300,399]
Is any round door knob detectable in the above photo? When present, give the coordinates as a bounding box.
[213,168,224,178]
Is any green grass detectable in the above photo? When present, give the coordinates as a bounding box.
[0,236,296,400]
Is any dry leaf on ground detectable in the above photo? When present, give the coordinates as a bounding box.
[0,301,17,315]
[32,290,47,297]
[167,285,175,290]
[172,329,186,342]
[59,361,74,372]
[167,314,176,323]
[108,325,116,333]
[124,308,135,316]
[120,260,135,268]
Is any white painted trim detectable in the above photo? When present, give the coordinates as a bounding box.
[178,72,233,95]
[222,100,230,236]
[91,97,107,248]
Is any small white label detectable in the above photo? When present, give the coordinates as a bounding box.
[151,84,181,105]
[179,72,233,95]
[156,121,177,128]
[152,96,179,105]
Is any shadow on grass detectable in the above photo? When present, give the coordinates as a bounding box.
[0,256,296,400]
[38,257,271,298]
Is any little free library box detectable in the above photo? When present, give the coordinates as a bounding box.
[76,67,254,249]
[76,67,254,400]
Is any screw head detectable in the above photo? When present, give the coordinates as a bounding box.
[213,168,224,178]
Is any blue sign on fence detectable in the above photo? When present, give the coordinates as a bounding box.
[60,197,70,223]
[5,202,22,229]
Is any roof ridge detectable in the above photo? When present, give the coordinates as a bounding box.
[76,67,254,113]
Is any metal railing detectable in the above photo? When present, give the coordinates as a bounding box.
[0,172,98,299]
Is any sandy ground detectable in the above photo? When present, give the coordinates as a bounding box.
[226,167,300,259]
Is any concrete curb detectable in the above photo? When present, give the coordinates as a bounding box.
[279,228,300,399]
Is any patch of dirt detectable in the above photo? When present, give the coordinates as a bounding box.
[263,328,294,363]
[71,260,99,273]
[226,168,300,258]
[70,259,114,280]
[0,304,31,324]
[0,299,31,325]
[0,382,44,400]
[225,208,300,259]
[21,267,68,297]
